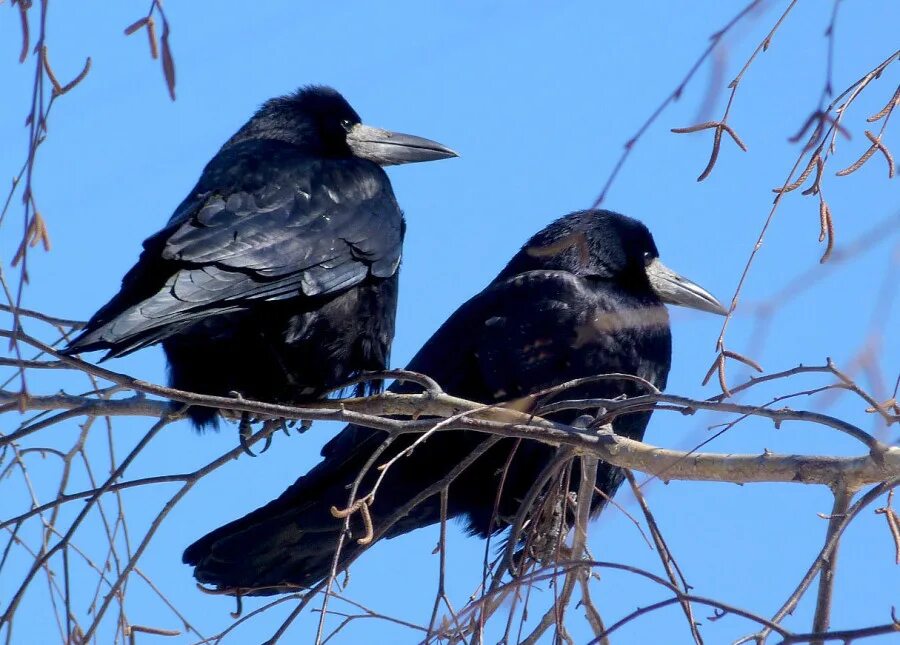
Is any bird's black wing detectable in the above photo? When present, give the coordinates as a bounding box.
[417,270,667,405]
[183,270,671,591]
[66,140,403,358]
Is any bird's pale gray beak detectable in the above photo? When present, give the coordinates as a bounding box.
[346,123,458,166]
[645,258,728,315]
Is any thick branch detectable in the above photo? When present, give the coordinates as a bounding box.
[3,390,899,491]
[810,487,854,644]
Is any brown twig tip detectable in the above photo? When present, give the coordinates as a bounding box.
[356,501,375,545]
[58,58,92,97]
[16,0,30,63]
[867,86,900,123]
[722,123,748,151]
[801,156,825,196]
[147,16,159,59]
[40,46,91,97]
[818,201,828,243]
[671,121,721,134]
[722,350,763,373]
[40,46,63,95]
[697,127,723,182]
[865,130,895,178]
[875,491,900,564]
[702,353,731,397]
[717,357,730,397]
[701,355,719,387]
[124,17,150,36]
[818,199,835,264]
[672,121,746,182]
[127,624,181,637]
[329,501,361,519]
[329,499,375,545]
[836,131,894,178]
[12,212,52,267]
[866,398,898,415]
[773,154,820,194]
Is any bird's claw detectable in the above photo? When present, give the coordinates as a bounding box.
[238,413,257,457]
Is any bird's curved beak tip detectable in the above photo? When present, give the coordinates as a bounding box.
[645,258,728,316]
[347,123,458,166]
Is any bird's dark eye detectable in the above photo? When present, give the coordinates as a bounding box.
[340,119,354,132]
[643,251,654,267]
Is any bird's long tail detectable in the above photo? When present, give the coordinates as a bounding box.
[182,427,447,594]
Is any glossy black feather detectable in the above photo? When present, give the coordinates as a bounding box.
[183,210,673,592]
[64,87,406,428]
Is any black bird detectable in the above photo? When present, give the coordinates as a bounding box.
[64,86,456,429]
[183,209,726,592]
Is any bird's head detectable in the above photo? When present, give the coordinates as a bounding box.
[509,209,727,315]
[227,85,458,166]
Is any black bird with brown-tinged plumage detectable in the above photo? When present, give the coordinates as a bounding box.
[183,209,726,594]
[63,85,457,430]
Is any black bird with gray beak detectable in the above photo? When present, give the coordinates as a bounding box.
[184,209,726,593]
[64,86,457,431]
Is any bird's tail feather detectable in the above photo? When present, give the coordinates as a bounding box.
[182,429,441,594]
[183,493,353,594]
[62,322,174,360]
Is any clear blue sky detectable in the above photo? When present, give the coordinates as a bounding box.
[2,2,899,643]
